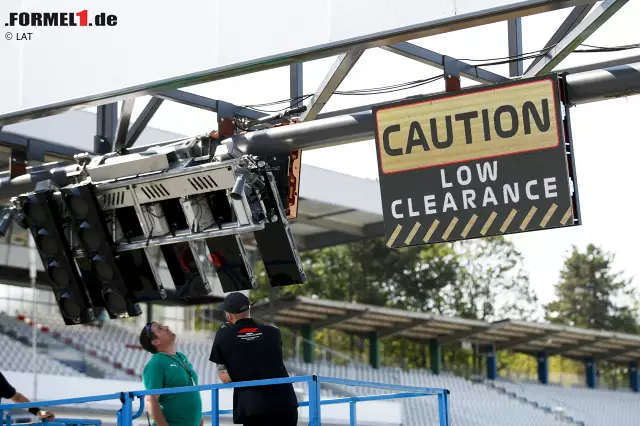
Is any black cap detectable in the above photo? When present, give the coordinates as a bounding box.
[219,292,251,314]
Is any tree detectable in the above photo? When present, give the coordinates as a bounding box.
[545,244,639,334]
[448,236,539,321]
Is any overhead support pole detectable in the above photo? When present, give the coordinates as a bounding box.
[565,61,640,105]
[507,18,523,77]
[113,99,135,152]
[299,50,364,122]
[125,97,164,149]
[525,3,595,74]
[556,53,640,74]
[524,0,630,76]
[95,103,117,154]
[382,42,508,84]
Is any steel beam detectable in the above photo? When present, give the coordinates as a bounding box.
[525,3,595,74]
[113,99,135,152]
[507,18,524,77]
[154,90,266,121]
[0,0,594,126]
[125,97,164,149]
[524,0,630,76]
[381,42,508,84]
[0,132,89,163]
[1,60,639,203]
[290,63,304,108]
[95,103,117,154]
[300,50,364,122]
[315,55,640,119]
[229,61,640,156]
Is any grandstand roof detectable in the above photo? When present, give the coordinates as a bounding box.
[251,295,489,341]
[483,320,640,363]
[252,295,640,363]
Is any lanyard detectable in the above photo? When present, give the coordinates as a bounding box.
[162,353,195,385]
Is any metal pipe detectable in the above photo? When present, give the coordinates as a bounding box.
[231,111,375,156]
[0,165,78,201]
[565,61,640,105]
[230,61,640,155]
[556,54,640,75]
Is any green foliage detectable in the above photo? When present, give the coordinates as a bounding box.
[451,236,539,321]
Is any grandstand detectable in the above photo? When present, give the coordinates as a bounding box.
[0,292,638,426]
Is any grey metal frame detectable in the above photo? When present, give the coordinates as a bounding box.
[0,0,607,128]
[524,0,630,76]
[0,1,635,160]
[1,1,638,256]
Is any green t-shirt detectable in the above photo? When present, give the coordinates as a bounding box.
[142,352,203,426]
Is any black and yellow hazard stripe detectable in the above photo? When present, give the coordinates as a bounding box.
[386,203,574,248]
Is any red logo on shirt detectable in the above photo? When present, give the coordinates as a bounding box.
[238,328,259,333]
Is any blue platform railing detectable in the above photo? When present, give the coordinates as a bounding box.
[0,375,450,426]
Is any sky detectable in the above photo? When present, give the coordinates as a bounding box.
[59,1,640,309]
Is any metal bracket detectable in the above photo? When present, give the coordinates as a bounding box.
[9,147,27,179]
[443,56,462,92]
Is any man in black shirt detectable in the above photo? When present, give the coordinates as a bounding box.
[0,372,55,420]
[209,292,299,426]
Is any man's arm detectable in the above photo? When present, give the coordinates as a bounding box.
[210,333,232,383]
[10,392,55,420]
[142,361,169,426]
[217,364,232,384]
[145,395,169,426]
[0,373,54,420]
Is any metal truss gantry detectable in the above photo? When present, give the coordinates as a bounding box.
[0,0,639,198]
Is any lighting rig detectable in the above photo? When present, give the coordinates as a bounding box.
[3,134,306,325]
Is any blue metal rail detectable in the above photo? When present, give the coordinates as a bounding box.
[0,375,451,426]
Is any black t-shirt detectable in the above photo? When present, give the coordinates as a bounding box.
[0,372,16,402]
[209,318,299,423]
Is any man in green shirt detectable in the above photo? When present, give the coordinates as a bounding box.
[140,322,203,426]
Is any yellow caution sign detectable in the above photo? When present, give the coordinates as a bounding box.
[375,78,560,174]
[373,75,581,248]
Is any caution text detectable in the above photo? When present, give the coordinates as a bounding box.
[375,79,560,174]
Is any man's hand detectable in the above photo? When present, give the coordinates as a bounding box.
[37,410,55,421]
[10,392,55,421]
